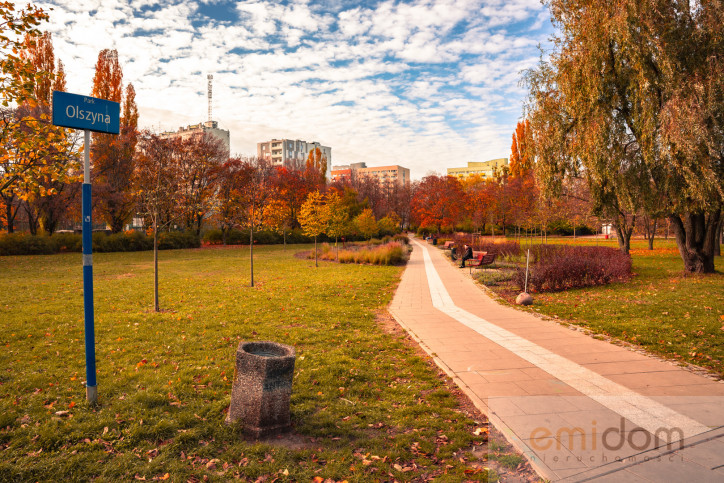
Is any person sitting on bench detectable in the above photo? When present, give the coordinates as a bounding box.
[459,245,473,268]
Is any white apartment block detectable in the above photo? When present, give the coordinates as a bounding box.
[257,138,332,176]
[159,120,230,155]
[331,162,410,187]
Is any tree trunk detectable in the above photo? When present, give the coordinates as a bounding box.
[714,217,722,257]
[222,226,227,246]
[250,224,254,287]
[668,211,720,273]
[283,228,286,251]
[154,217,159,312]
[647,219,658,250]
[109,207,125,233]
[24,201,39,235]
[614,224,633,254]
[314,235,318,267]
[335,235,339,261]
[5,199,16,234]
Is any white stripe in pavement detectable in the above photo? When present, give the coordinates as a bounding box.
[415,240,710,439]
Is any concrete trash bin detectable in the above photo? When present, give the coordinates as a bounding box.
[226,340,296,437]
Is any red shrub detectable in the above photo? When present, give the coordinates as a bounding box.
[515,245,631,292]
[453,235,521,257]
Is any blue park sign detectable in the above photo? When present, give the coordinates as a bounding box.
[51,89,121,404]
[52,91,120,134]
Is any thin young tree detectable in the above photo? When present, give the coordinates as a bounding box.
[237,156,276,287]
[325,191,349,260]
[299,190,329,267]
[134,132,182,312]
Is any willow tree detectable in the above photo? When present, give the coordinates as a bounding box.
[525,0,722,271]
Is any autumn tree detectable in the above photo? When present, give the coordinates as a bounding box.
[273,166,315,229]
[525,0,722,270]
[460,175,494,234]
[214,157,245,245]
[299,190,329,267]
[135,131,182,311]
[176,133,225,234]
[378,212,401,236]
[263,197,292,249]
[411,175,466,233]
[509,119,532,178]
[17,31,81,235]
[1,6,76,233]
[0,2,48,107]
[325,191,349,259]
[305,147,328,186]
[237,157,277,287]
[91,49,138,233]
[354,208,378,241]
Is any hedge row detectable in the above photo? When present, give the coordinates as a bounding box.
[1,230,410,256]
[515,245,631,292]
[202,228,313,245]
[0,231,200,256]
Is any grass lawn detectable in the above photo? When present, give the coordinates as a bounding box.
[0,245,515,481]
[480,236,724,378]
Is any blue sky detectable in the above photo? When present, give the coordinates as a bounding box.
[39,0,554,178]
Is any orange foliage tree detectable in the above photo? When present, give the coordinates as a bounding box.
[1,5,75,233]
[91,49,138,233]
[18,31,81,235]
[411,175,467,233]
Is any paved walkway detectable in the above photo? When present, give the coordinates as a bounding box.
[388,238,724,482]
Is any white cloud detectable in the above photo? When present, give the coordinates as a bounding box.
[36,0,553,177]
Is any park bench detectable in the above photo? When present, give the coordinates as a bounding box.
[467,252,497,268]
[442,241,455,250]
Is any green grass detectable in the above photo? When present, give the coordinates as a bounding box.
[0,245,502,481]
[484,236,724,377]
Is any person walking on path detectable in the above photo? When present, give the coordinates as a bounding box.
[459,244,473,268]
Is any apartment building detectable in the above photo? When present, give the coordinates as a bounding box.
[257,138,331,173]
[159,120,230,154]
[331,162,410,187]
[447,158,509,179]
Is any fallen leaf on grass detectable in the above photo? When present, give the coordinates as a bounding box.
[473,427,488,436]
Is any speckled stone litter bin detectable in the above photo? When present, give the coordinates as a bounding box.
[226,341,296,438]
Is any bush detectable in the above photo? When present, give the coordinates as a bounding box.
[157,231,200,250]
[0,233,55,256]
[452,235,521,257]
[92,231,154,252]
[316,241,406,265]
[514,245,631,292]
[51,233,82,252]
[474,269,514,287]
[393,234,410,245]
[0,231,200,256]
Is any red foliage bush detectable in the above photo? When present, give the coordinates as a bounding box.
[453,235,521,257]
[515,245,631,292]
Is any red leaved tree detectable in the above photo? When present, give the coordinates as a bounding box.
[411,175,467,233]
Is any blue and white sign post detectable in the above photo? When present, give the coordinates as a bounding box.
[52,91,120,404]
